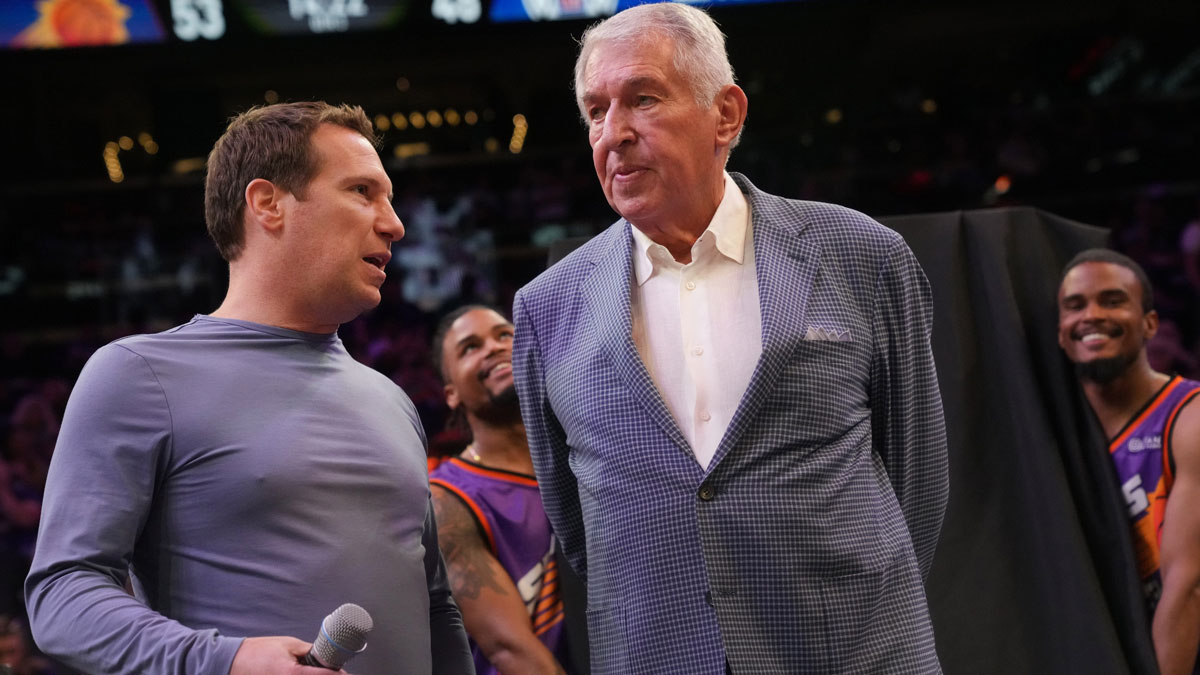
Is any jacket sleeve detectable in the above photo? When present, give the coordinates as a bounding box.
[868,235,950,580]
[24,344,243,674]
[512,290,589,584]
[422,494,475,674]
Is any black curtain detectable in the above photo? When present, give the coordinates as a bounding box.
[545,207,1157,674]
[881,208,1155,675]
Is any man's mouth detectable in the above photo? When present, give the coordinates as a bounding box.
[479,362,512,381]
[1074,325,1123,343]
[362,252,391,270]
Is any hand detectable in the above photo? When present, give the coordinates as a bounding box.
[230,636,349,675]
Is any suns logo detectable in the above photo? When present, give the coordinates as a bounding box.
[14,0,131,47]
[516,539,557,614]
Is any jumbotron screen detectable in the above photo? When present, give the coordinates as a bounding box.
[485,0,800,24]
[0,0,802,49]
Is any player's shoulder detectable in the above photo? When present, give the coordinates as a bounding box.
[1179,376,1200,395]
[1167,378,1200,461]
[429,465,489,540]
[1173,378,1200,430]
[428,457,460,483]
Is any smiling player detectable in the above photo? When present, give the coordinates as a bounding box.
[1058,248,1200,675]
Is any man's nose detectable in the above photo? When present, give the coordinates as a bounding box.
[378,204,405,241]
[597,106,635,150]
[1080,300,1106,321]
[485,337,511,356]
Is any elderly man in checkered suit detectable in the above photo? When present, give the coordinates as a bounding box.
[511,4,949,673]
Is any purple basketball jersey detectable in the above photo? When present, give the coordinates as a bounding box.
[1108,375,1200,615]
[430,457,568,674]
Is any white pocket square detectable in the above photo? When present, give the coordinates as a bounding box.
[804,326,852,341]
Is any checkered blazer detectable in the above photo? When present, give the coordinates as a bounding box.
[513,174,948,674]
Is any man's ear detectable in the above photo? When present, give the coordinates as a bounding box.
[244,178,286,234]
[714,84,748,147]
[1144,309,1159,342]
[444,383,460,412]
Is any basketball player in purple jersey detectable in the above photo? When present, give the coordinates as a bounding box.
[428,306,570,675]
[1058,249,1200,674]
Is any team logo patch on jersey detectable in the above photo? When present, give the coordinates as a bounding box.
[1127,435,1161,453]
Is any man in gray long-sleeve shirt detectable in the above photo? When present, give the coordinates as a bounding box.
[25,102,474,674]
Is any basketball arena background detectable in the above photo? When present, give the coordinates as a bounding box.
[0,1,1198,672]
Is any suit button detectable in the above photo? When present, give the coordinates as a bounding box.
[698,484,715,501]
[704,591,714,606]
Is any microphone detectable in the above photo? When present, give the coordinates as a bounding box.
[300,603,373,670]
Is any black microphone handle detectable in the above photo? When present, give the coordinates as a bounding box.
[301,650,334,669]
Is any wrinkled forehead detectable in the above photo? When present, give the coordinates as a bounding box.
[580,32,676,91]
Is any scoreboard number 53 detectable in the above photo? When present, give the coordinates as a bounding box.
[171,0,227,41]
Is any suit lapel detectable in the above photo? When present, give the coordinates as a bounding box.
[709,182,823,471]
[583,223,691,454]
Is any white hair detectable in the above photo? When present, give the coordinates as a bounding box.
[574,2,741,147]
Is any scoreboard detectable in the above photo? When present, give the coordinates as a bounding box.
[2,0,804,49]
[172,0,411,37]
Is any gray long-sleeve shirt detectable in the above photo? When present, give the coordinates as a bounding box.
[26,315,473,674]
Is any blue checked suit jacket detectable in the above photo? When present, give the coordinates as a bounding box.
[512,174,948,674]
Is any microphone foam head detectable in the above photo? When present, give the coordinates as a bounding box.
[312,603,373,668]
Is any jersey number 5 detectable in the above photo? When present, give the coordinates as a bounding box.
[1122,475,1149,518]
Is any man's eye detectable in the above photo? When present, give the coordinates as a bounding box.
[355,185,370,196]
[636,95,656,106]
[588,107,605,122]
[499,331,514,341]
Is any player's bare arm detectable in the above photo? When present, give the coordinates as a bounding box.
[1154,402,1200,675]
[431,485,566,675]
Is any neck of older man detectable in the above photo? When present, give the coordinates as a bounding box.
[634,172,727,265]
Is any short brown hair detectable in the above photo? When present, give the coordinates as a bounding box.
[204,101,376,261]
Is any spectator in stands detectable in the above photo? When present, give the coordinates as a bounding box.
[0,395,52,617]
[0,615,53,675]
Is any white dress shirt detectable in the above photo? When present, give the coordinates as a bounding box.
[630,173,762,469]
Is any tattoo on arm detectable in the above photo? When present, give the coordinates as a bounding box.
[432,487,510,601]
